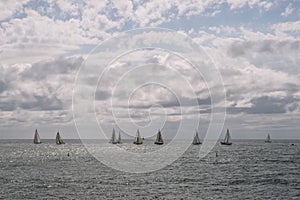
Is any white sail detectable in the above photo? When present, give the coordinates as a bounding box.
[117,131,122,144]
[193,130,201,145]
[33,129,41,144]
[56,132,65,145]
[110,128,117,144]
[221,129,232,145]
[265,133,271,143]
[154,130,164,145]
[225,129,231,143]
[133,129,143,145]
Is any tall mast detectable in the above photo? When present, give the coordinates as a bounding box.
[155,129,164,145]
[110,128,116,143]
[193,130,201,145]
[117,131,122,144]
[33,129,41,144]
[56,131,65,144]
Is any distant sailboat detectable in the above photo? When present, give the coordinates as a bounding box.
[117,131,122,144]
[265,133,271,143]
[56,131,65,145]
[133,129,143,145]
[110,128,118,144]
[33,129,42,144]
[220,129,232,145]
[192,130,201,145]
[154,129,164,145]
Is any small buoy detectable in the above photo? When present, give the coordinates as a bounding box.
[67,153,70,156]
[216,152,218,157]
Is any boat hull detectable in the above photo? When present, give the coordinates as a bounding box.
[56,142,65,145]
[193,142,201,145]
[133,142,143,145]
[220,142,232,145]
[154,142,164,145]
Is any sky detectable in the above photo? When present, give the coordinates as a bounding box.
[0,0,299,140]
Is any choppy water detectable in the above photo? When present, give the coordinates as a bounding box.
[0,140,299,199]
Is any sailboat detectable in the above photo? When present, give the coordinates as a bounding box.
[56,131,65,145]
[33,129,42,144]
[133,129,143,145]
[265,133,271,143]
[220,129,232,145]
[192,130,201,145]
[117,131,122,144]
[110,128,118,144]
[154,129,164,145]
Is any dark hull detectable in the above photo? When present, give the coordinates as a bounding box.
[264,141,271,143]
[154,142,164,145]
[56,142,65,145]
[33,142,42,144]
[220,142,232,145]
[133,142,143,145]
[193,142,201,145]
[56,139,65,145]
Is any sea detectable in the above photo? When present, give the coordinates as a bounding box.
[0,139,299,199]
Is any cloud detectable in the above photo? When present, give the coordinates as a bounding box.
[0,0,283,65]
[0,0,30,20]
[95,89,111,101]
[0,0,300,138]
[194,25,300,119]
[272,21,300,36]
[228,95,299,114]
[227,39,300,57]
[0,80,8,93]
[21,56,83,80]
[225,0,273,10]
[281,3,294,17]
[19,94,63,111]
[0,56,82,114]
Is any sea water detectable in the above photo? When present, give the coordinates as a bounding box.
[0,139,299,199]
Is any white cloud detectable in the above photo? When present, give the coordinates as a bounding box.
[209,25,237,35]
[0,0,299,138]
[225,0,273,10]
[272,21,300,36]
[0,0,30,20]
[193,25,300,118]
[281,3,294,17]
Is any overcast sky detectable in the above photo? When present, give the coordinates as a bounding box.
[0,0,299,139]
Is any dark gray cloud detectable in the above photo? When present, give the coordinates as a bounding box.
[0,94,64,111]
[124,96,211,109]
[228,95,299,114]
[95,89,111,100]
[0,80,8,93]
[0,100,16,111]
[21,56,83,80]
[19,95,63,111]
[227,40,300,57]
[0,56,82,112]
